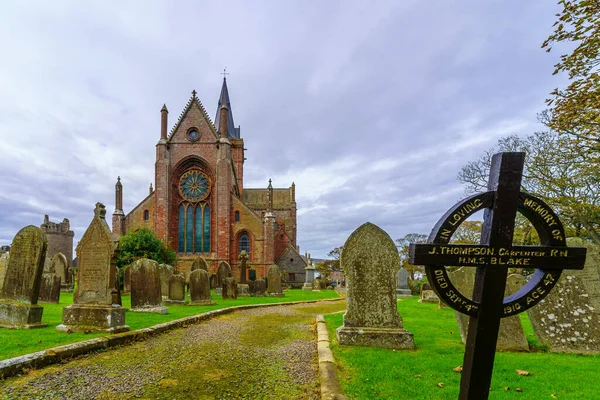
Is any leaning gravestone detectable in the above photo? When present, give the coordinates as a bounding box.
[396,268,412,298]
[130,259,168,314]
[527,237,600,354]
[0,252,9,292]
[189,269,215,305]
[166,274,186,304]
[38,258,61,304]
[448,268,529,351]
[222,277,238,299]
[253,278,266,296]
[216,261,232,287]
[158,264,174,299]
[57,203,129,333]
[0,226,48,328]
[337,222,414,349]
[191,256,209,272]
[267,264,284,297]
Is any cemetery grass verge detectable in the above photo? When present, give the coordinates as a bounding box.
[0,289,339,361]
[324,297,600,400]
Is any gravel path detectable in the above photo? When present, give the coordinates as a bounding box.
[0,301,345,400]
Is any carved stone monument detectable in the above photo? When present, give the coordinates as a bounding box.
[396,268,412,298]
[222,277,238,300]
[38,258,61,304]
[130,259,168,314]
[57,203,129,333]
[336,222,414,350]
[303,260,316,290]
[216,261,232,287]
[267,264,284,297]
[166,274,187,304]
[238,250,249,283]
[189,269,214,305]
[0,226,48,328]
[52,253,72,292]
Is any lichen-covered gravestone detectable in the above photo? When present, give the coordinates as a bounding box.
[0,226,48,328]
[396,268,412,298]
[167,274,186,304]
[57,203,129,333]
[209,274,218,290]
[312,278,322,291]
[239,250,249,283]
[449,267,529,351]
[216,261,232,287]
[38,258,61,304]
[420,281,439,303]
[267,264,284,297]
[158,264,174,299]
[191,256,209,272]
[336,222,414,349]
[222,277,238,299]
[130,259,168,314]
[0,252,9,291]
[527,238,600,354]
[189,269,215,305]
[253,278,266,296]
[52,253,72,292]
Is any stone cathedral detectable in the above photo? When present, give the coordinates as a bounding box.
[112,79,306,282]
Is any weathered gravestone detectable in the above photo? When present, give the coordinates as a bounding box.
[38,258,61,304]
[303,260,316,290]
[158,264,174,299]
[0,252,9,292]
[267,264,284,297]
[209,273,218,290]
[189,269,215,305]
[312,278,322,291]
[130,259,168,314]
[222,277,238,299]
[337,222,414,349]
[0,226,48,328]
[253,278,266,296]
[191,256,209,272]
[409,152,587,399]
[166,274,187,304]
[396,268,412,298]
[52,253,72,292]
[420,289,439,303]
[238,283,250,297]
[448,268,529,351]
[527,237,600,354]
[238,250,249,283]
[123,264,132,293]
[57,203,129,333]
[216,261,232,287]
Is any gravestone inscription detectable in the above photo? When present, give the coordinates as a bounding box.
[166,274,187,304]
[409,152,587,399]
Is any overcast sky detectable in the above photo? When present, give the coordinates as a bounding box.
[0,1,566,259]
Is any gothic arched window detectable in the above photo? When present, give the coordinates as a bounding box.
[177,169,211,253]
[239,233,250,256]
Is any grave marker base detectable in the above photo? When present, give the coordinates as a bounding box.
[57,304,129,333]
[336,326,415,350]
[188,300,216,306]
[396,289,412,298]
[0,302,47,329]
[130,305,168,314]
[302,283,313,290]
[165,299,187,305]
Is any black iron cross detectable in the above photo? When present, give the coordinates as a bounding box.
[409,152,586,400]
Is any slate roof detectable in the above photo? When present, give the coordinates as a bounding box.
[215,78,240,139]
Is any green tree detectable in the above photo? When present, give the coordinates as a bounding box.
[117,228,177,269]
[316,246,343,280]
[396,233,428,280]
[543,1,600,157]
[450,220,482,244]
[458,131,600,244]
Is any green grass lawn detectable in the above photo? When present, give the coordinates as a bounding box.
[325,297,600,400]
[0,289,339,361]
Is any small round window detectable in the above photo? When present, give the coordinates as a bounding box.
[187,129,199,141]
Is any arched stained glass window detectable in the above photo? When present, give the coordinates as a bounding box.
[239,233,250,256]
[177,169,211,253]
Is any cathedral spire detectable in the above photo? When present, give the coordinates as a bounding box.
[215,75,239,138]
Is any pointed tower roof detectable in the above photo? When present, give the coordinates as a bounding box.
[215,78,240,139]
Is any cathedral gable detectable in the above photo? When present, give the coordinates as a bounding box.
[168,93,218,143]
